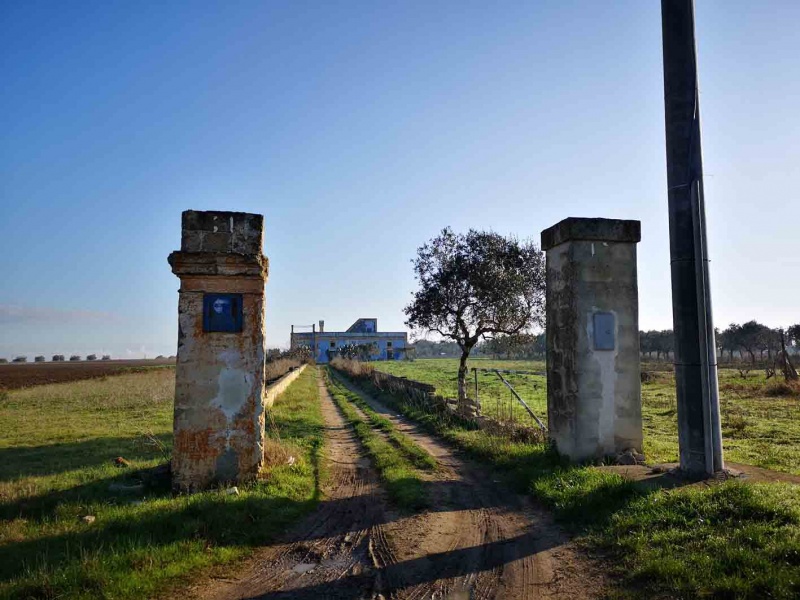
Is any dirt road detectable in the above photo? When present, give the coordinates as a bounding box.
[193,370,605,599]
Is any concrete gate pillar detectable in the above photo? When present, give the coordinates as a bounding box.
[168,210,269,492]
[541,217,643,462]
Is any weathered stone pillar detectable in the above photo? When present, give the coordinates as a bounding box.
[168,210,269,492]
[541,217,642,462]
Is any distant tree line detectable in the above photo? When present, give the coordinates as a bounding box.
[717,322,799,363]
[410,334,546,360]
[410,339,464,358]
[639,330,675,360]
[641,321,800,363]
[410,321,799,364]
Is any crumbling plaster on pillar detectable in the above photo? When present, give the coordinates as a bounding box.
[172,288,267,491]
[170,210,269,493]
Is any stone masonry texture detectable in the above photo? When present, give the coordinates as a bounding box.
[542,217,643,462]
[169,210,269,493]
[180,210,264,255]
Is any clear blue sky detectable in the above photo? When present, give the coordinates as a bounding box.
[1,0,798,359]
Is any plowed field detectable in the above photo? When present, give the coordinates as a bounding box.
[0,359,175,390]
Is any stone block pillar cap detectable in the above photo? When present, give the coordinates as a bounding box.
[169,210,268,280]
[180,210,264,255]
[541,217,641,251]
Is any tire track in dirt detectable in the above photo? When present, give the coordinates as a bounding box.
[192,369,399,599]
[190,369,607,599]
[331,373,607,600]
[325,373,482,600]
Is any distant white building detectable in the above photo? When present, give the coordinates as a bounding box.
[290,318,410,364]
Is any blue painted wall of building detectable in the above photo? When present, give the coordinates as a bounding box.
[290,318,409,364]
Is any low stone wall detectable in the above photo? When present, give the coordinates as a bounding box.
[330,362,545,443]
[264,364,307,408]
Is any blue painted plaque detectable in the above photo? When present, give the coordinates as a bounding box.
[203,293,243,333]
[593,312,615,350]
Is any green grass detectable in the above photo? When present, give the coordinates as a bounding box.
[0,367,324,600]
[324,371,429,510]
[376,358,547,426]
[336,366,800,599]
[598,481,800,598]
[328,370,437,472]
[376,358,800,475]
[642,368,800,474]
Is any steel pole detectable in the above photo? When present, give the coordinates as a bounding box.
[661,0,723,476]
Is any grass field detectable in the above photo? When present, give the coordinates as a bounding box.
[377,358,548,425]
[335,365,800,599]
[375,358,800,475]
[0,367,323,600]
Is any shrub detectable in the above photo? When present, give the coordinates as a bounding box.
[640,371,672,385]
[764,380,800,398]
[264,358,302,383]
[69,355,81,361]
[283,346,314,364]
[34,356,45,363]
[12,356,27,363]
[330,357,375,377]
[724,412,749,437]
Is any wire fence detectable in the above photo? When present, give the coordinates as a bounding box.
[465,367,547,431]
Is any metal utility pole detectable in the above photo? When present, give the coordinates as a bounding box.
[661,0,723,475]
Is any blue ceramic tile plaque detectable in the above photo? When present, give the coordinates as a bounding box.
[593,312,615,350]
[203,293,243,333]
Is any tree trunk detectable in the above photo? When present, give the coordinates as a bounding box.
[457,351,469,404]
[778,330,798,381]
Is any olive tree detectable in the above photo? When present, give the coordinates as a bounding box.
[736,320,769,364]
[339,342,378,361]
[788,324,800,348]
[404,227,545,404]
[718,325,740,362]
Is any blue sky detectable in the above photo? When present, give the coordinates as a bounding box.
[1,0,798,359]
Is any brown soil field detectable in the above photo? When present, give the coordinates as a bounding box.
[0,358,175,390]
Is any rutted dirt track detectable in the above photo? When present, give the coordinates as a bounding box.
[192,369,606,599]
